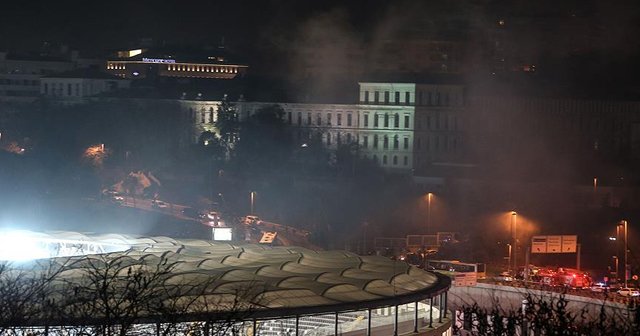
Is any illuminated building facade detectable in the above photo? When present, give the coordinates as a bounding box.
[105,48,248,80]
[178,82,466,174]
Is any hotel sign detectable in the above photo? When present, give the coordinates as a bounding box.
[142,58,176,64]
[531,235,578,254]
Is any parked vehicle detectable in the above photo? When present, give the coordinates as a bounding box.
[617,288,640,297]
[244,215,261,225]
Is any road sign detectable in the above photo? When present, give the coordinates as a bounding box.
[531,236,548,253]
[532,235,577,253]
[561,235,577,253]
[259,232,277,244]
[547,236,562,253]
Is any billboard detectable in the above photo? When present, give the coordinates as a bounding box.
[531,235,578,254]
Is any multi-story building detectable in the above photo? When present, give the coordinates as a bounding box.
[0,49,103,101]
[105,48,248,80]
[179,81,466,174]
[40,68,131,99]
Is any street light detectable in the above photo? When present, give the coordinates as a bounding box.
[511,211,518,276]
[426,193,434,234]
[250,191,257,215]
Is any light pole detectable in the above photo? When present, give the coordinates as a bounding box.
[250,191,257,215]
[426,193,433,234]
[507,243,512,274]
[622,220,629,288]
[613,256,619,284]
[511,211,518,276]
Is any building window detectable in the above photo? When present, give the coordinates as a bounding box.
[201,111,205,124]
[374,114,379,127]
[395,91,400,104]
[405,92,410,105]
[427,92,432,105]
[394,114,399,128]
[327,113,332,125]
[307,113,311,125]
[337,113,342,126]
[347,114,352,126]
[364,91,369,103]
[327,133,331,146]
[364,114,369,127]
[436,92,441,105]
[384,114,389,128]
[383,136,389,149]
[427,116,431,129]
[316,113,321,125]
[383,155,388,164]
[436,112,440,129]
[374,91,379,104]
[403,156,408,166]
[454,116,458,130]
[393,155,398,165]
[404,137,409,149]
[384,91,390,104]
[297,112,302,125]
[287,112,292,124]
[209,108,215,123]
[404,115,410,128]
[363,135,369,148]
[435,136,440,150]
[374,134,379,148]
[393,135,399,149]
[444,115,449,129]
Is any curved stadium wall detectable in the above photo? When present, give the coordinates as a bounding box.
[0,231,452,335]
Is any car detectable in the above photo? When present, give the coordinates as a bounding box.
[244,215,261,225]
[617,288,640,297]
[112,195,124,203]
[206,211,220,220]
[152,200,169,209]
[495,272,514,283]
[590,283,609,293]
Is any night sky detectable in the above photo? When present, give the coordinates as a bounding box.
[2,0,639,93]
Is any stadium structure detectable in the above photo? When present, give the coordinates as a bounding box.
[0,230,452,335]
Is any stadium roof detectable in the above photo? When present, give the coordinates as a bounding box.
[2,231,451,324]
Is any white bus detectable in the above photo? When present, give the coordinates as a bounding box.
[426,260,486,286]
